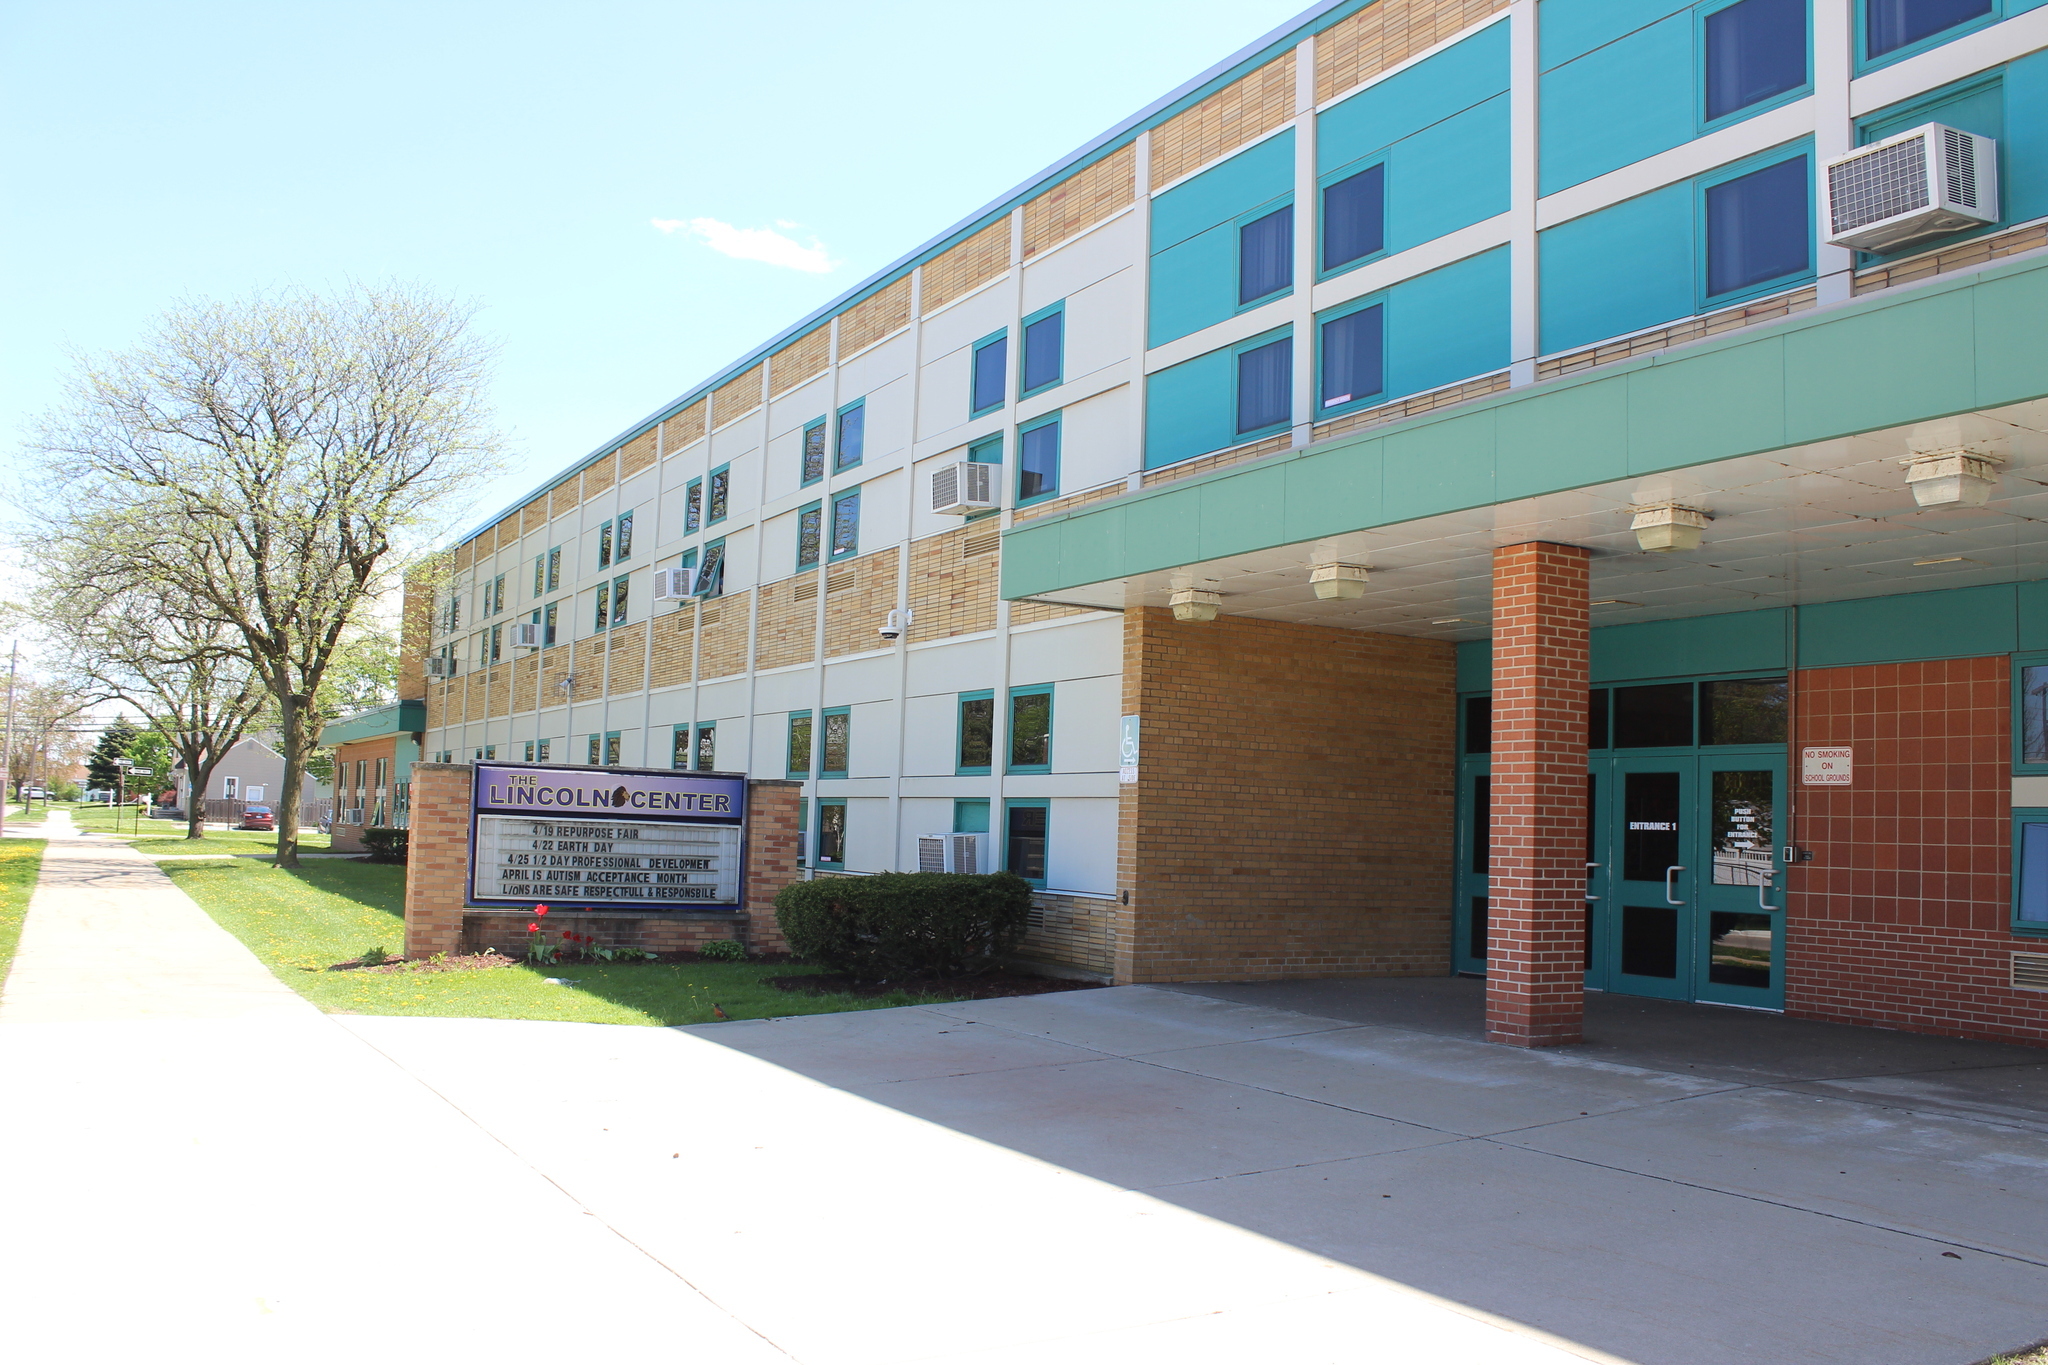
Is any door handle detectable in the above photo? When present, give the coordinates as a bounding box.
[1585,861,1601,902]
[1758,875,1777,912]
[1665,865,1686,905]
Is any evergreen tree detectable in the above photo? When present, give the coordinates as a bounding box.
[86,717,140,792]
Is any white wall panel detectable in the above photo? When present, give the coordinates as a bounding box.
[902,692,960,777]
[1047,798,1117,895]
[1046,673,1119,775]
[847,699,895,778]
[907,635,1003,694]
[1050,385,1133,492]
[1009,612,1120,682]
[1022,211,1141,313]
[823,653,899,707]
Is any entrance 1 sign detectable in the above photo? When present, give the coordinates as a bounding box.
[1801,746,1852,786]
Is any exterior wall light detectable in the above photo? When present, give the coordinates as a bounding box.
[1168,588,1221,622]
[1904,449,2001,507]
[1630,503,1711,553]
[1310,563,1371,600]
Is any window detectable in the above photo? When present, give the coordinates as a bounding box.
[694,722,716,772]
[604,731,621,766]
[610,575,629,628]
[708,464,730,523]
[787,711,814,778]
[1018,415,1060,505]
[534,555,546,598]
[2015,659,2048,770]
[587,734,602,765]
[1021,305,1063,396]
[598,520,614,568]
[1866,0,1991,61]
[1614,683,1694,748]
[1009,686,1052,772]
[693,539,726,598]
[971,332,1008,416]
[1322,164,1385,273]
[830,490,860,560]
[1237,336,1293,434]
[957,691,994,774]
[594,584,609,632]
[821,707,850,777]
[796,501,823,571]
[2014,812,2048,936]
[441,596,460,632]
[615,509,634,561]
[1320,304,1384,411]
[815,799,847,866]
[954,798,990,834]
[543,602,558,646]
[835,402,864,471]
[1239,204,1294,305]
[486,624,502,664]
[968,434,1002,464]
[525,741,536,762]
[546,547,561,593]
[802,419,827,485]
[1704,154,1810,298]
[671,725,691,769]
[537,739,552,762]
[1700,678,1788,745]
[223,776,238,799]
[482,575,504,616]
[1704,0,1807,123]
[1005,800,1048,885]
[685,479,703,534]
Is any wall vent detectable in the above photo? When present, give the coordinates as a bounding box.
[1823,122,1997,253]
[793,578,818,602]
[963,530,1001,558]
[2013,952,2048,992]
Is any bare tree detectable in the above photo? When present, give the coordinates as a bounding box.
[27,284,503,866]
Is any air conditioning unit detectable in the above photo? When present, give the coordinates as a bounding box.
[653,567,693,601]
[931,461,998,516]
[507,623,542,649]
[344,808,365,826]
[425,656,458,678]
[917,832,986,874]
[1823,123,1997,254]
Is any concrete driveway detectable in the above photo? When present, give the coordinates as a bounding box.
[3,819,2045,1363]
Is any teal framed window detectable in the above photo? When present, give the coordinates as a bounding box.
[953,798,990,834]
[533,554,544,597]
[671,725,690,769]
[802,419,827,486]
[483,625,501,664]
[1698,142,1813,308]
[611,574,630,628]
[524,740,537,762]
[796,501,823,571]
[2013,654,2048,773]
[2013,811,2048,937]
[1008,685,1052,773]
[957,690,994,775]
[483,575,504,616]
[1237,200,1294,307]
[1235,328,1293,436]
[1004,799,1049,886]
[1021,303,1064,397]
[971,331,1008,417]
[1860,0,1996,70]
[815,798,847,867]
[546,546,561,592]
[685,478,703,534]
[693,722,716,771]
[1699,0,1811,130]
[536,738,552,762]
[787,711,814,778]
[598,520,614,568]
[604,732,621,766]
[707,464,730,523]
[1317,298,1384,416]
[692,538,726,598]
[615,509,634,561]
[584,733,602,765]
[542,602,559,646]
[821,706,850,778]
[1018,413,1061,506]
[1320,161,1385,277]
[835,400,865,471]
[968,434,1002,463]
[830,490,860,560]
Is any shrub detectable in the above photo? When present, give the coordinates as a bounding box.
[361,827,409,864]
[774,872,1032,978]
[698,938,747,962]
[359,945,390,966]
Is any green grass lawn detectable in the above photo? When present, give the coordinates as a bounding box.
[160,856,957,1026]
[58,801,331,853]
[0,839,47,982]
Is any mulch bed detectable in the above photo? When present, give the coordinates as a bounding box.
[767,968,1102,1000]
[327,951,520,974]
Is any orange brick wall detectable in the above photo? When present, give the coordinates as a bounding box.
[403,763,473,957]
[1115,607,1456,983]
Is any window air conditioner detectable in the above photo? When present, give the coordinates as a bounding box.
[425,656,458,678]
[931,462,998,516]
[653,567,693,601]
[507,623,542,649]
[1823,123,1996,254]
[917,832,986,874]
[344,808,365,826]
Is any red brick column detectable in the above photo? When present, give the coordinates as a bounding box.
[1485,543,1590,1047]
[743,780,802,954]
[402,762,474,959]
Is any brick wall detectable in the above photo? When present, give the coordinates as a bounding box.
[824,549,900,657]
[1018,892,1116,976]
[1789,656,2048,1045]
[403,763,473,957]
[1115,607,1456,983]
[908,525,999,641]
[743,779,802,954]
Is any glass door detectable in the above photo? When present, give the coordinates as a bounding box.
[1454,762,1491,974]
[1694,756,1785,1009]
[1585,764,1609,987]
[1604,757,1696,1001]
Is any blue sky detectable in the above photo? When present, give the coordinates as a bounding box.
[2,0,1310,529]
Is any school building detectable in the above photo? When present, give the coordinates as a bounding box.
[398,0,2048,1046]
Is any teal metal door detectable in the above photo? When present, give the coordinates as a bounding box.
[1603,757,1696,1001]
[1693,755,1786,1009]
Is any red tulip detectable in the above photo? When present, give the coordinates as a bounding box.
[527,922,539,932]
[535,905,550,916]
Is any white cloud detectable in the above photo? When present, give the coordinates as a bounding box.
[651,217,836,273]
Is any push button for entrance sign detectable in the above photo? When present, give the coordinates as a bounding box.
[1802,746,1852,786]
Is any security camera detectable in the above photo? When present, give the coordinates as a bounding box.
[877,608,912,640]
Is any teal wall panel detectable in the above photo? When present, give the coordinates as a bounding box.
[1282,438,1385,541]
[1591,610,1788,682]
[1386,96,1512,251]
[1623,338,1788,474]
[1319,21,1510,174]
[1150,130,1294,249]
[1144,347,1236,469]
[1976,259,2048,408]
[1380,409,1496,523]
[1782,289,1977,441]
[1147,225,1241,348]
[2004,50,2048,225]
[1456,638,1493,692]
[1538,0,1690,69]
[1539,12,1695,195]
[1494,378,1628,500]
[1147,130,1293,347]
[1386,246,1512,398]
[2019,580,2048,650]
[1539,182,1693,354]
[1798,585,2020,667]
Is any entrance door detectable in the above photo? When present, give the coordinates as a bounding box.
[1602,757,1696,1001]
[1694,756,1785,1009]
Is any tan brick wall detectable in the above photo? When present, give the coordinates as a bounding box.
[651,610,694,690]
[398,569,435,701]
[1009,599,1093,627]
[1312,371,1512,443]
[770,324,831,397]
[1141,432,1295,489]
[403,763,474,957]
[547,477,579,522]
[755,575,818,672]
[605,621,646,696]
[1024,144,1137,258]
[488,665,512,718]
[825,548,900,657]
[908,524,999,641]
[1012,480,1132,523]
[1018,892,1116,976]
[1852,220,2048,296]
[567,642,604,704]
[839,276,913,355]
[454,540,475,572]
[1315,0,1506,105]
[920,221,1012,314]
[518,495,548,536]
[743,780,802,954]
[712,364,764,428]
[1536,289,1816,381]
[511,653,538,713]
[1115,607,1456,984]
[698,590,753,679]
[660,399,706,452]
[581,451,617,500]
[619,429,657,478]
[1150,51,1295,190]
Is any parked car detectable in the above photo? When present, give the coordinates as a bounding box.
[22,787,48,800]
[236,805,276,831]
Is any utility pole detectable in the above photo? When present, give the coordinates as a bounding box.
[0,640,18,838]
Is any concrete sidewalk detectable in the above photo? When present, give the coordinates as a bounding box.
[3,820,2044,1363]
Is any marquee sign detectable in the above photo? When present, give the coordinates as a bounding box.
[468,763,748,911]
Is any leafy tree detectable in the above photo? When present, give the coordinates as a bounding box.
[86,717,140,792]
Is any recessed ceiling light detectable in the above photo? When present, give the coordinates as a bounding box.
[1589,599,1642,607]
[1431,616,1481,626]
[1912,555,1972,566]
